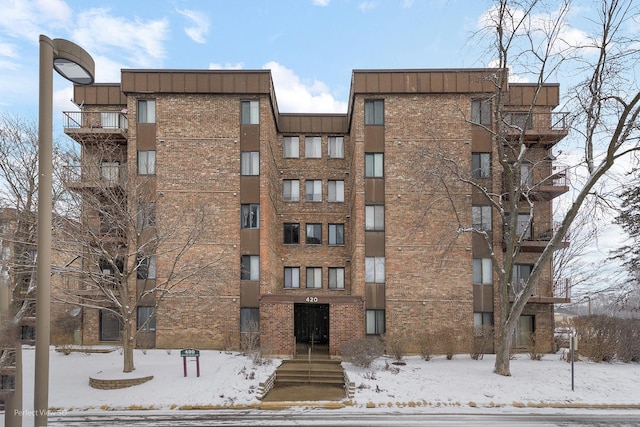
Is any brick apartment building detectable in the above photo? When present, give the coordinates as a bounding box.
[60,68,571,357]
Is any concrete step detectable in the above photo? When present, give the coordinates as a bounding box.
[274,359,345,387]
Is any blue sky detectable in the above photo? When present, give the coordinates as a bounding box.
[0,0,502,118]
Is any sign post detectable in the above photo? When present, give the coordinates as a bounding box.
[570,336,578,391]
[180,348,200,377]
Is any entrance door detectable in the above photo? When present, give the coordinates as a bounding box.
[294,304,329,356]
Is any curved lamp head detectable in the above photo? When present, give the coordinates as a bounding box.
[46,36,95,85]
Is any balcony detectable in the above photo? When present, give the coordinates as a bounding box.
[502,111,569,146]
[503,163,570,201]
[503,221,570,252]
[63,163,127,191]
[509,278,571,304]
[63,111,128,143]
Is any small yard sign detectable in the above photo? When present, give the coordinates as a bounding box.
[180,348,201,377]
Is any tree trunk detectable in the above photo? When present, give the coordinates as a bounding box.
[494,326,512,376]
[122,322,135,373]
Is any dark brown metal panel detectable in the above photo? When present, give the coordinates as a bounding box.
[221,74,235,93]
[405,72,418,93]
[483,284,494,310]
[240,177,260,203]
[159,73,172,92]
[390,72,405,92]
[147,73,160,92]
[240,229,260,253]
[78,86,97,104]
[472,186,491,204]
[240,282,260,307]
[443,73,457,92]
[107,86,125,105]
[471,128,492,150]
[171,73,184,92]
[134,72,148,92]
[456,73,470,92]
[137,280,156,305]
[364,178,385,204]
[378,73,392,92]
[240,124,260,150]
[235,74,247,93]
[366,73,380,92]
[209,73,222,92]
[364,126,385,151]
[184,73,198,92]
[365,283,385,309]
[136,124,157,149]
[417,73,431,92]
[471,233,491,256]
[364,231,385,256]
[431,73,444,92]
[121,72,135,93]
[473,284,483,311]
[246,74,260,93]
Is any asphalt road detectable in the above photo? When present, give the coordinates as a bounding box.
[43,409,640,426]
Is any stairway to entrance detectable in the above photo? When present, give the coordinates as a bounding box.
[261,358,347,402]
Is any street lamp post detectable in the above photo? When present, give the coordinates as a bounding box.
[36,35,93,427]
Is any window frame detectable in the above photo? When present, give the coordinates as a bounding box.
[137,306,156,332]
[472,205,492,231]
[99,309,123,341]
[283,136,300,158]
[365,153,384,177]
[471,99,491,125]
[304,136,322,158]
[305,223,322,245]
[283,179,300,202]
[136,254,157,280]
[472,258,492,284]
[365,256,385,283]
[366,309,385,335]
[240,151,260,176]
[241,100,259,124]
[305,180,322,202]
[137,99,156,123]
[328,136,344,158]
[365,205,385,231]
[240,308,260,333]
[240,255,260,281]
[241,204,260,229]
[328,267,345,289]
[306,267,322,289]
[364,100,384,125]
[283,223,300,244]
[327,180,344,202]
[328,223,344,245]
[137,150,156,175]
[471,153,491,178]
[284,267,300,288]
[136,202,156,229]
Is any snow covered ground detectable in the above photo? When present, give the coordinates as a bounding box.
[6,345,640,422]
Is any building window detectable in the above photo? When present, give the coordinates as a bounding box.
[521,162,534,187]
[137,306,156,332]
[506,213,532,240]
[136,255,157,280]
[240,308,259,333]
[304,136,322,158]
[366,309,385,335]
[241,151,259,175]
[305,180,322,202]
[1,374,15,390]
[241,255,260,281]
[473,258,492,284]
[99,309,122,341]
[306,267,322,288]
[365,100,384,125]
[471,99,491,125]
[101,161,120,183]
[283,223,300,244]
[472,205,492,231]
[284,136,300,158]
[472,153,491,178]
[474,312,494,327]
[283,180,300,202]
[306,223,322,244]
[137,150,156,175]
[365,205,384,230]
[515,315,534,347]
[328,267,345,289]
[137,202,156,229]
[512,264,532,285]
[328,136,344,158]
[328,224,344,245]
[241,204,260,229]
[365,257,385,283]
[328,180,344,202]
[241,100,259,124]
[137,99,155,123]
[284,267,300,288]
[365,153,384,177]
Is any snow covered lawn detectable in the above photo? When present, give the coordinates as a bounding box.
[15,346,640,412]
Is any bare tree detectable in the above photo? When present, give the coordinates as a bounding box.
[473,0,640,376]
[54,139,227,372]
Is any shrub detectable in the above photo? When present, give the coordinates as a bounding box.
[436,327,458,360]
[573,315,618,362]
[470,325,493,360]
[527,333,544,361]
[383,334,407,362]
[340,338,384,368]
[417,331,436,361]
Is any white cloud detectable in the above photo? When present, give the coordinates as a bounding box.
[71,8,169,69]
[176,8,209,44]
[209,62,245,70]
[263,61,347,114]
[402,0,414,8]
[0,43,19,59]
[312,0,330,6]
[358,2,376,12]
[37,0,73,26]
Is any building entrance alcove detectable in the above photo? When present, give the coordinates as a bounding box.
[294,303,329,358]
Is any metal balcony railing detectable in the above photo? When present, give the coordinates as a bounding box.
[510,277,571,300]
[63,111,129,131]
[63,164,128,188]
[502,111,569,132]
[504,221,569,243]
